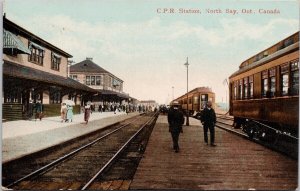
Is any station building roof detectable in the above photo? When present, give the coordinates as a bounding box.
[70,59,124,82]
[3,16,72,58]
[70,59,109,73]
[3,61,97,93]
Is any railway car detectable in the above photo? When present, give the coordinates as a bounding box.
[229,31,299,140]
[172,87,215,116]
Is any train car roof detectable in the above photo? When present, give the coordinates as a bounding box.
[174,87,215,100]
[229,36,299,79]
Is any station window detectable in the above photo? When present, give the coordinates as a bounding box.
[269,68,276,97]
[91,76,96,85]
[96,76,101,85]
[238,79,243,99]
[280,63,289,96]
[243,77,248,99]
[262,70,268,97]
[291,59,299,95]
[70,75,77,80]
[51,52,61,71]
[249,76,254,98]
[86,76,91,85]
[29,46,44,65]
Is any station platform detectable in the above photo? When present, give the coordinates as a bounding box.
[2,111,140,163]
[130,115,298,190]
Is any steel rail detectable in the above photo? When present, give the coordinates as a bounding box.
[251,119,298,140]
[6,116,144,188]
[215,117,297,160]
[215,121,247,138]
[81,113,157,190]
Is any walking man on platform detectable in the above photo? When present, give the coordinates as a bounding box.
[200,100,217,146]
[167,101,184,153]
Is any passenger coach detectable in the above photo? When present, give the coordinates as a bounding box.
[173,87,215,115]
[229,32,299,138]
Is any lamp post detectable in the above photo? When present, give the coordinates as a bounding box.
[172,86,174,101]
[184,57,190,126]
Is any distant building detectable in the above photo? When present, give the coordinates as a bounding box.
[140,100,159,108]
[69,58,130,105]
[3,16,95,120]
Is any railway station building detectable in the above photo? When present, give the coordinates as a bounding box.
[69,58,131,110]
[3,16,96,120]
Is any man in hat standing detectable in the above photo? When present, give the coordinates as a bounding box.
[167,101,184,153]
[200,100,217,146]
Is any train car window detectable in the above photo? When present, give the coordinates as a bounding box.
[283,38,294,48]
[193,96,199,104]
[258,53,264,60]
[281,74,289,96]
[249,76,254,98]
[262,70,268,97]
[280,63,290,96]
[234,81,238,100]
[243,77,248,99]
[239,79,243,99]
[189,98,192,104]
[291,60,299,95]
[262,79,268,97]
[201,94,208,109]
[269,68,276,97]
[270,77,276,97]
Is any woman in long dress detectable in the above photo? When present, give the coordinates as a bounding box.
[61,103,67,122]
[66,105,73,122]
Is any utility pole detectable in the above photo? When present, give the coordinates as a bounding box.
[184,57,190,126]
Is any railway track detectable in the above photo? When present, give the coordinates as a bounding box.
[3,112,158,190]
[216,115,298,159]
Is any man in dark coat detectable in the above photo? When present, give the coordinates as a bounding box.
[167,101,184,153]
[200,101,217,146]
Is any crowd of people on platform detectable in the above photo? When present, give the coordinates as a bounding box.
[95,103,154,114]
[58,101,157,124]
[27,99,157,125]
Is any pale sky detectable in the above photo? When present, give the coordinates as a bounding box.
[3,0,299,104]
